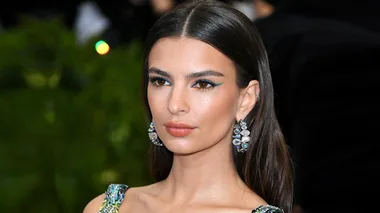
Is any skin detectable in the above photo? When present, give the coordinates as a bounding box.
[84,37,262,213]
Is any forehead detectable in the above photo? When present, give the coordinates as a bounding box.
[148,37,235,75]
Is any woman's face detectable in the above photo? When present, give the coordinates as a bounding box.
[147,37,243,154]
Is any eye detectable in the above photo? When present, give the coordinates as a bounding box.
[192,80,217,90]
[149,77,171,87]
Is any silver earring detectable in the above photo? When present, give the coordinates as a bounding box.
[232,120,250,153]
[148,121,163,146]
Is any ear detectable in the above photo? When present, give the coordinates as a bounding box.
[236,80,260,121]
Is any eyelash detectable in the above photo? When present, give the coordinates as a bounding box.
[193,79,217,90]
[148,77,218,91]
[149,77,171,87]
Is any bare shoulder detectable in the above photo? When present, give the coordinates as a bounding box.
[239,188,268,211]
[83,193,105,213]
[125,182,161,202]
[82,183,159,213]
[121,182,164,212]
[241,189,283,213]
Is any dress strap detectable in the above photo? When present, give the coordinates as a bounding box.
[252,205,284,213]
[99,184,129,213]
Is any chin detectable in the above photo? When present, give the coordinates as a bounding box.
[162,138,202,155]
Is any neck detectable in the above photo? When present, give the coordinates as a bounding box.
[160,139,247,204]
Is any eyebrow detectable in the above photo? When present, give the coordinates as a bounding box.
[148,67,224,79]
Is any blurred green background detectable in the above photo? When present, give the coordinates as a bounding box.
[0,17,153,213]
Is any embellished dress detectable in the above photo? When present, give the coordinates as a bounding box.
[98,184,284,213]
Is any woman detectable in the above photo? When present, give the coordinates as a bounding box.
[84,0,293,212]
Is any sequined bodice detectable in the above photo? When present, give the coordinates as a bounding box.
[98,184,284,213]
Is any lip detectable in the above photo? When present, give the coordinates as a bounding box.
[164,122,196,137]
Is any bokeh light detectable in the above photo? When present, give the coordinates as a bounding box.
[95,40,110,55]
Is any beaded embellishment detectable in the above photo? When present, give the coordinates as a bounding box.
[99,184,129,213]
[252,205,284,213]
[232,120,250,153]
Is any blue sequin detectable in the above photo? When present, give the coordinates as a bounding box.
[99,184,129,213]
[252,205,284,213]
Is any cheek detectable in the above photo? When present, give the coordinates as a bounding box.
[147,87,164,119]
[191,88,238,133]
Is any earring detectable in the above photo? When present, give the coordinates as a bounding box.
[232,120,250,153]
[148,121,163,146]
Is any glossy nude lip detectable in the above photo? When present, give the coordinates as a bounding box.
[164,122,196,137]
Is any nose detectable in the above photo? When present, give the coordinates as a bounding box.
[167,85,190,115]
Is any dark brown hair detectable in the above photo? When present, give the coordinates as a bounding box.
[142,1,293,212]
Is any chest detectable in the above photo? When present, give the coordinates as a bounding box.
[119,201,254,213]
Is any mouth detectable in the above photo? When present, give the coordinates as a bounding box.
[164,122,196,137]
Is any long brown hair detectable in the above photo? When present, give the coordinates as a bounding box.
[142,1,293,212]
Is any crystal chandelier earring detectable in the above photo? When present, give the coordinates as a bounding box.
[148,121,163,146]
[232,120,250,153]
